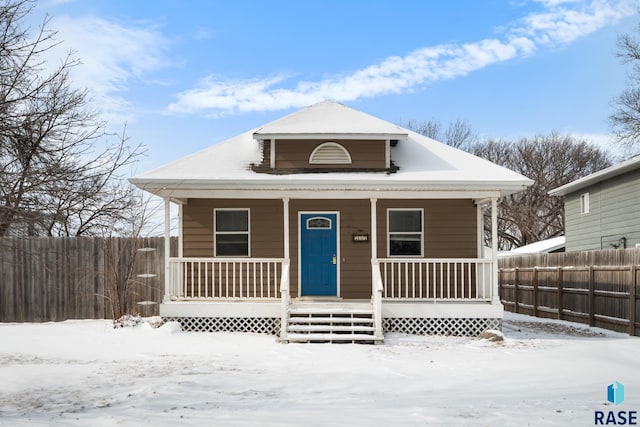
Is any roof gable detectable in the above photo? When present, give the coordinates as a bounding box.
[253,100,408,140]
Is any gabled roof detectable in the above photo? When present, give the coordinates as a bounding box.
[253,100,408,140]
[130,100,533,198]
[549,156,640,196]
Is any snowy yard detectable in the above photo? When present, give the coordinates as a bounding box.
[1,313,638,427]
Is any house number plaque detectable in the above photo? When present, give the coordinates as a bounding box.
[352,233,369,243]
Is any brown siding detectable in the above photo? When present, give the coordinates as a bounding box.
[376,199,477,258]
[182,198,477,300]
[182,199,284,258]
[275,139,386,169]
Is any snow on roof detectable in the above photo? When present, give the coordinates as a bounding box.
[498,236,566,257]
[549,156,640,196]
[253,100,408,139]
[130,100,533,196]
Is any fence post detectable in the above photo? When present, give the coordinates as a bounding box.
[514,267,519,314]
[588,266,595,327]
[630,265,637,337]
[557,267,564,321]
[532,267,539,317]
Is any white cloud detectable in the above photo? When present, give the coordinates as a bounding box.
[168,0,635,116]
[46,15,171,124]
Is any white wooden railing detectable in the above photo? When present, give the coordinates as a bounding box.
[168,257,285,300]
[371,260,384,339]
[378,258,494,301]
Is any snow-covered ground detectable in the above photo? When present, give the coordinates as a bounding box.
[1,313,638,427]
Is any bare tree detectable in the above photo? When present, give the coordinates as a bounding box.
[610,22,640,154]
[103,189,161,323]
[472,134,612,249]
[0,0,144,237]
[403,118,477,150]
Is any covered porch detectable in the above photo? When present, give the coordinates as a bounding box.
[159,194,503,341]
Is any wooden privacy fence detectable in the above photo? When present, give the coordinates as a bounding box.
[0,237,177,322]
[499,249,640,336]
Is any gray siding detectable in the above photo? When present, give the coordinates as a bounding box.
[564,169,640,251]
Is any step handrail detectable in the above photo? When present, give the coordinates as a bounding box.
[371,259,384,340]
[279,259,290,342]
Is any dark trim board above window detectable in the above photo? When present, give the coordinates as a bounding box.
[214,208,250,256]
[387,208,424,257]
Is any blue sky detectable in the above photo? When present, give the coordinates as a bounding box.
[32,0,638,171]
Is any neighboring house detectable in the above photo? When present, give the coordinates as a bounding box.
[130,100,532,342]
[498,235,566,257]
[549,156,640,252]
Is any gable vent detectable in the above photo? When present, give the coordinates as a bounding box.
[309,142,352,165]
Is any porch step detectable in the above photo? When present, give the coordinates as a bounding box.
[288,316,374,324]
[287,333,382,344]
[284,301,382,344]
[288,324,376,333]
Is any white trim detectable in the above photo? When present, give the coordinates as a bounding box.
[381,301,503,319]
[283,198,290,260]
[178,203,184,258]
[269,139,275,169]
[253,132,408,140]
[491,197,499,303]
[297,211,341,297]
[160,300,502,320]
[213,208,251,257]
[164,198,171,303]
[386,208,424,257]
[476,202,483,258]
[371,198,378,261]
[161,301,280,318]
[385,139,390,169]
[309,142,352,165]
[146,188,503,200]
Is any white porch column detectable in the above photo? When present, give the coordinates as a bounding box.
[491,197,499,303]
[477,202,483,258]
[282,197,290,260]
[164,198,171,302]
[370,198,378,261]
[178,203,184,258]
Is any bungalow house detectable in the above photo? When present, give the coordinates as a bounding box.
[130,100,532,342]
[549,156,640,252]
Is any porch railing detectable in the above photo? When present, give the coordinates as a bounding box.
[378,258,494,301]
[168,257,285,300]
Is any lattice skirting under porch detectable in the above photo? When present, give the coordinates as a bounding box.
[382,317,502,337]
[162,316,500,337]
[163,317,281,335]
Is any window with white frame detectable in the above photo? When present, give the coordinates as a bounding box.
[215,209,250,256]
[580,192,590,214]
[387,209,423,256]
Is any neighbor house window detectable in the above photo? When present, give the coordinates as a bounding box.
[387,209,423,256]
[215,209,250,256]
[580,192,590,214]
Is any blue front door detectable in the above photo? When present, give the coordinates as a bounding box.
[300,213,338,296]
